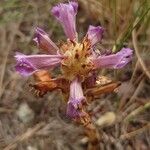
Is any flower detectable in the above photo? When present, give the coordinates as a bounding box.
[33,27,59,54]
[15,52,64,76]
[67,78,86,118]
[51,1,78,40]
[15,1,133,120]
[87,25,104,46]
[92,48,133,69]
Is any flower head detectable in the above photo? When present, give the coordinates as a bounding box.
[15,1,133,120]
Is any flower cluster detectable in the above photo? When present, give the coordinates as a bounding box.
[15,1,133,120]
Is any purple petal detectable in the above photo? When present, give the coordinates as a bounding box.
[15,52,64,76]
[87,25,104,46]
[69,78,84,100]
[33,27,59,54]
[70,1,78,13]
[92,48,133,69]
[66,78,85,118]
[67,99,85,119]
[51,2,78,40]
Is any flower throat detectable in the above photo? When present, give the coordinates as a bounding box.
[61,38,94,80]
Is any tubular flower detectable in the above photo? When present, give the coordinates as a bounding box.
[67,78,86,118]
[51,1,78,40]
[92,48,133,69]
[87,25,104,46]
[15,1,133,121]
[15,52,64,76]
[33,27,59,54]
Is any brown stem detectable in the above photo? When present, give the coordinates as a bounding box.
[84,123,100,150]
[76,112,100,150]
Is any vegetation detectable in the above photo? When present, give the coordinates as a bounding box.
[0,0,149,149]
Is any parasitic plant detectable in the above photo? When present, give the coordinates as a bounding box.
[15,1,133,149]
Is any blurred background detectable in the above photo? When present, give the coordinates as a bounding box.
[0,0,150,149]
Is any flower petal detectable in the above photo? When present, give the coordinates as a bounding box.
[66,78,85,118]
[15,52,64,76]
[67,99,85,119]
[70,78,85,100]
[51,2,78,40]
[33,27,59,54]
[87,25,104,46]
[92,48,133,69]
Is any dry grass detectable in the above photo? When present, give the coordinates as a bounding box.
[0,0,150,149]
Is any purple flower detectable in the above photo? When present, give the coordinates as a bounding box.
[15,52,64,76]
[51,1,78,40]
[14,1,133,121]
[33,27,59,54]
[87,25,104,46]
[67,78,85,118]
[92,48,133,69]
